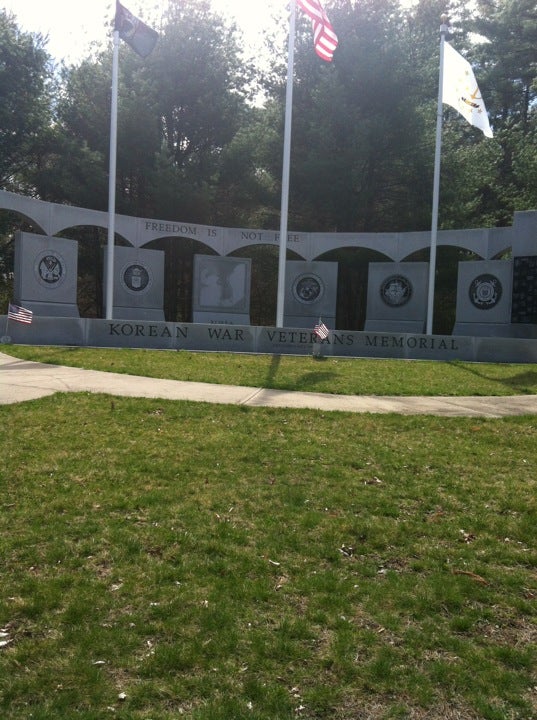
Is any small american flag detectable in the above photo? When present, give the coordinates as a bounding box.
[8,302,33,324]
[314,321,329,340]
[297,0,338,62]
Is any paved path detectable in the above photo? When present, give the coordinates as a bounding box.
[1,352,536,417]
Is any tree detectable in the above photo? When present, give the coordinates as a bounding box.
[255,0,456,233]
[213,103,282,229]
[137,0,255,223]
[463,0,537,224]
[28,0,255,224]
[471,0,537,129]
[0,11,53,192]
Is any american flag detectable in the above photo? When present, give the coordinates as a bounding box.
[7,302,33,324]
[314,321,329,340]
[297,0,338,62]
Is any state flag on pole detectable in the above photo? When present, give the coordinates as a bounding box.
[314,320,329,339]
[297,0,338,62]
[115,1,158,58]
[442,42,493,138]
[8,302,33,324]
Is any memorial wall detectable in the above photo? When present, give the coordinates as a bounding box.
[2,190,537,360]
[3,316,536,364]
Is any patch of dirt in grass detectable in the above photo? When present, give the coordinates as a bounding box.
[477,615,537,646]
[336,697,482,719]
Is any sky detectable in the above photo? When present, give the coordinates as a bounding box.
[1,0,286,65]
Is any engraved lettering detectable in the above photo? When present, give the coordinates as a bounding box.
[240,231,263,242]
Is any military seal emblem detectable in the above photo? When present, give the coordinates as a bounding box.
[35,251,66,288]
[292,274,324,304]
[122,264,151,293]
[469,274,502,309]
[380,275,412,307]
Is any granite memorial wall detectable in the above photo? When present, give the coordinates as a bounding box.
[3,191,537,357]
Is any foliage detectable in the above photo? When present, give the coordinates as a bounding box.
[284,0,434,232]
[439,0,537,227]
[0,11,54,192]
[471,0,537,128]
[2,0,537,230]
[25,0,253,224]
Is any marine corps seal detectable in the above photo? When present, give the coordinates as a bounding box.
[292,273,324,304]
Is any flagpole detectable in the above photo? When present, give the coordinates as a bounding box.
[426,16,449,335]
[276,0,297,329]
[105,29,120,320]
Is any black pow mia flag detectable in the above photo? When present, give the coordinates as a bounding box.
[115,1,158,58]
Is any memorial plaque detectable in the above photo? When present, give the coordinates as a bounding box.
[453,260,513,336]
[364,262,428,333]
[192,255,251,324]
[511,256,537,324]
[283,261,338,328]
[104,246,165,320]
[14,231,80,317]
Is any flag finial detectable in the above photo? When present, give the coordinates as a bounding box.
[440,14,450,36]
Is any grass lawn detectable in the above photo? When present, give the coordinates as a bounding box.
[3,345,537,396]
[1,369,536,719]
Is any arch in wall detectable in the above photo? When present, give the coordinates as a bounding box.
[0,189,519,260]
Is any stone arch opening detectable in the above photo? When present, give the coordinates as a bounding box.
[144,236,217,322]
[228,244,303,327]
[316,247,390,330]
[59,225,132,318]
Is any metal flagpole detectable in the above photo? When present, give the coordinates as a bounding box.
[276,0,297,329]
[426,15,449,335]
[105,29,120,320]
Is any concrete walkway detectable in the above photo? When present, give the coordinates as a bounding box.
[1,351,536,417]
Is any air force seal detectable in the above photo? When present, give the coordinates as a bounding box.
[121,264,151,293]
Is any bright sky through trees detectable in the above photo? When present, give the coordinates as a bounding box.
[1,0,285,64]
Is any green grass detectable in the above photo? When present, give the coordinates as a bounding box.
[1,390,536,719]
[3,345,537,396]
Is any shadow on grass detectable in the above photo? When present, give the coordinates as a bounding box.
[292,371,338,391]
[264,352,337,392]
[265,353,281,387]
[451,361,537,394]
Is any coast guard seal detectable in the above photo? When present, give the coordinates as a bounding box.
[469,274,502,309]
